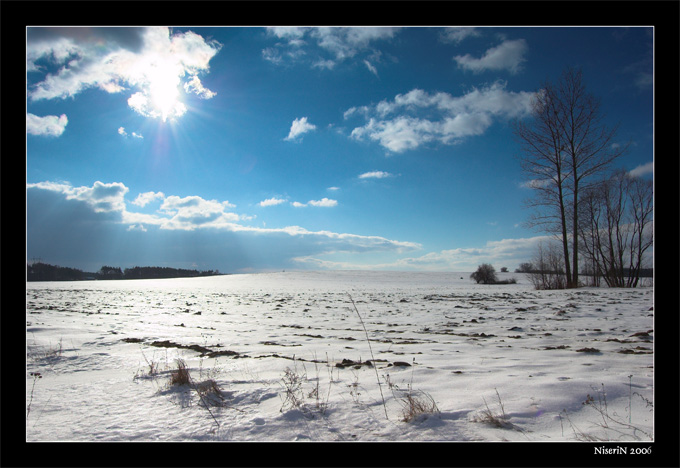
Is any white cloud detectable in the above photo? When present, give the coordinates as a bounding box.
[294,235,550,272]
[183,75,217,99]
[266,27,306,40]
[628,161,653,178]
[127,224,147,232]
[28,180,129,213]
[520,178,553,189]
[348,81,535,153]
[118,126,143,139]
[358,171,393,179]
[453,38,528,74]
[26,113,68,137]
[308,198,338,207]
[132,191,165,207]
[264,27,400,72]
[158,195,238,230]
[127,90,187,121]
[27,27,221,121]
[284,117,317,141]
[71,181,130,213]
[291,198,337,208]
[439,27,482,44]
[363,60,378,76]
[313,27,400,60]
[28,180,420,264]
[259,197,287,207]
[26,36,81,73]
[351,116,436,153]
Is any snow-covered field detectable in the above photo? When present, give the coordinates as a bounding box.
[26,271,654,443]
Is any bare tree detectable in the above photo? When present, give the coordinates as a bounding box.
[579,169,653,287]
[514,67,627,288]
[528,240,566,290]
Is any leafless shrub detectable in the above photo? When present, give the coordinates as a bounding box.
[528,241,567,290]
[279,363,306,412]
[278,355,337,416]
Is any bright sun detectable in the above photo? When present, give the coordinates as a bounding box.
[144,62,187,121]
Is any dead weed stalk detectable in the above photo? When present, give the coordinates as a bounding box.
[348,294,389,420]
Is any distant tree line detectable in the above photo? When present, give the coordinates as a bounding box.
[122,266,221,280]
[27,262,222,282]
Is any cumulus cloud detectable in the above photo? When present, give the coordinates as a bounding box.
[26,113,68,137]
[308,198,338,207]
[453,38,528,74]
[158,195,239,230]
[28,180,129,213]
[27,180,419,271]
[348,81,534,153]
[284,117,317,141]
[27,27,221,121]
[132,191,165,207]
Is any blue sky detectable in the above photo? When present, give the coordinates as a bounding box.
[26,26,654,273]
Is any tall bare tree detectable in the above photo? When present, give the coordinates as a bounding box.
[514,67,628,288]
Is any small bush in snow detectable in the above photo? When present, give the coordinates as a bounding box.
[470,264,498,284]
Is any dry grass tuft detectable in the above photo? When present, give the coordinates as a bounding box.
[28,338,64,361]
[475,388,512,428]
[400,387,440,422]
[170,358,191,386]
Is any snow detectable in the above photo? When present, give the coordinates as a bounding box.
[26,271,654,444]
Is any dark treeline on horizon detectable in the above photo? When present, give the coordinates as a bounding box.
[26,262,223,282]
[514,262,653,278]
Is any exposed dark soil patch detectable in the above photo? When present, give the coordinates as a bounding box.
[125,338,243,358]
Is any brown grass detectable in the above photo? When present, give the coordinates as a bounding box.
[170,359,191,386]
[400,387,440,422]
